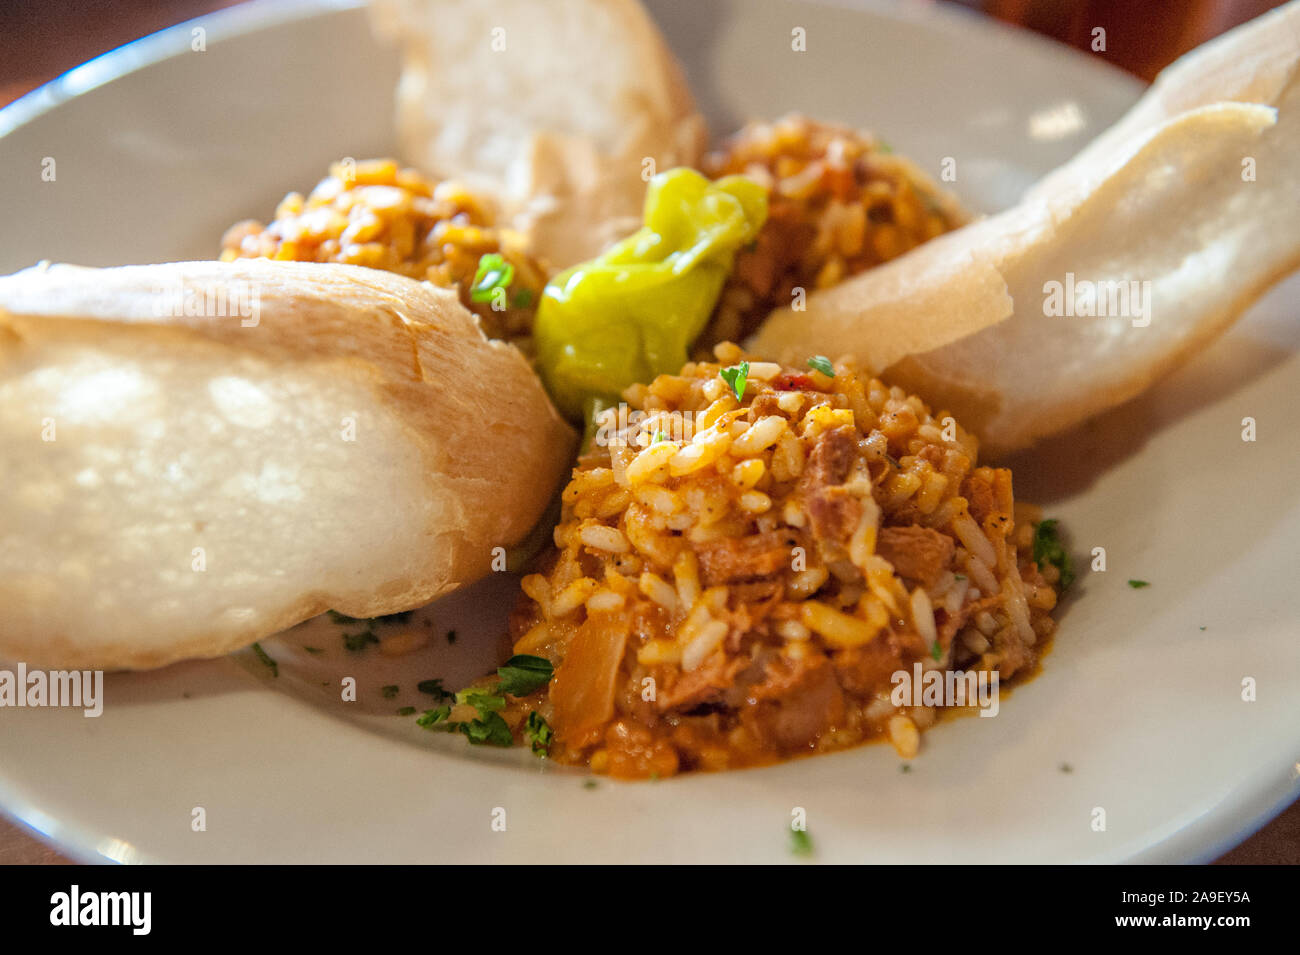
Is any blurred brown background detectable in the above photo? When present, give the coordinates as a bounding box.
[0,0,1294,865]
[0,0,1289,103]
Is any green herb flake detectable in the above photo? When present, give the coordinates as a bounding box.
[719,361,749,402]
[302,646,324,655]
[415,706,452,729]
[1032,519,1075,589]
[470,253,515,303]
[329,609,409,627]
[512,287,533,309]
[931,640,943,662]
[251,642,278,678]
[497,654,554,697]
[953,574,967,581]
[456,688,507,712]
[396,706,416,716]
[417,678,454,701]
[458,711,514,747]
[1127,579,1151,589]
[380,684,399,699]
[524,712,554,757]
[650,431,668,445]
[342,629,378,653]
[583,780,599,790]
[790,828,814,857]
[1059,762,1074,774]
[900,763,912,774]
[807,355,834,377]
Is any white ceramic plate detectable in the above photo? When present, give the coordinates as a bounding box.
[1,0,1296,864]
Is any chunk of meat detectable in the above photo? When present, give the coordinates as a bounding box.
[799,426,864,546]
[803,425,858,486]
[876,526,955,587]
[833,628,924,696]
[729,578,783,606]
[741,653,846,751]
[696,530,803,586]
[658,653,746,711]
[806,485,862,545]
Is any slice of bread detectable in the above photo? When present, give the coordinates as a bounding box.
[0,260,575,669]
[751,2,1300,457]
[370,0,707,267]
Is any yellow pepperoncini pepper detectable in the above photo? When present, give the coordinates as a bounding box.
[533,167,768,421]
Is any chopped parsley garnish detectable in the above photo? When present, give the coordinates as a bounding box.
[720,361,749,402]
[583,779,599,790]
[497,654,554,697]
[396,706,416,716]
[524,712,554,757]
[512,287,533,309]
[1059,762,1074,773]
[1127,579,1150,589]
[456,687,507,713]
[417,678,454,701]
[790,828,814,856]
[931,640,943,662]
[470,253,514,303]
[329,608,410,653]
[409,655,555,750]
[807,355,834,377]
[342,629,379,653]
[953,574,967,581]
[1032,519,1075,589]
[650,431,668,445]
[329,609,411,626]
[251,642,278,678]
[380,685,399,699]
[416,706,452,729]
[457,711,514,747]
[900,763,912,774]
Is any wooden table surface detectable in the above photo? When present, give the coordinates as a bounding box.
[0,0,1295,865]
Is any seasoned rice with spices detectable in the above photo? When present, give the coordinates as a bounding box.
[697,115,967,351]
[220,158,545,343]
[507,343,1058,778]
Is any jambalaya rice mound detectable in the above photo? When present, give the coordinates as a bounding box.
[220,159,546,344]
[506,343,1060,778]
[697,115,968,351]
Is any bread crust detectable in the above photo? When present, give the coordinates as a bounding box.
[751,4,1300,457]
[0,260,575,669]
[371,0,707,268]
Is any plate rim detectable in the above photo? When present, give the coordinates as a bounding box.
[0,0,1293,865]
